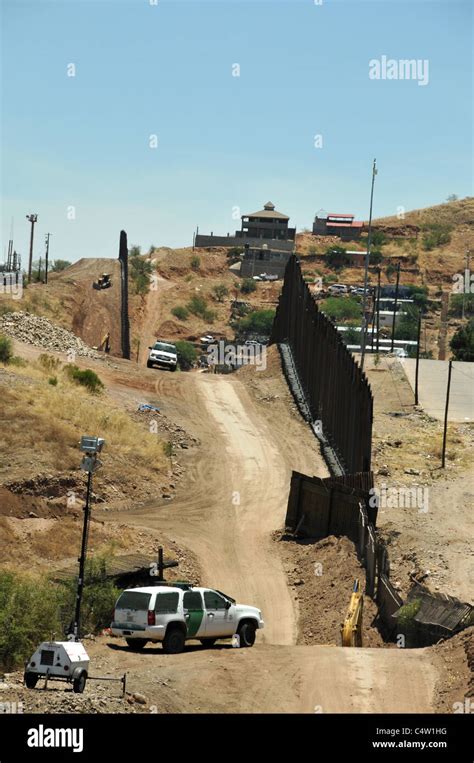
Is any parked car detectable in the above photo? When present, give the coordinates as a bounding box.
[199,334,214,345]
[111,583,264,653]
[328,284,349,295]
[147,341,178,371]
[393,348,408,358]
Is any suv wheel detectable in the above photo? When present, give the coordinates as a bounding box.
[126,638,148,651]
[147,360,153,368]
[237,621,256,648]
[24,671,38,689]
[163,627,185,654]
[199,638,217,648]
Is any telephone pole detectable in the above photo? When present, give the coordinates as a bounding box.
[360,159,377,371]
[26,214,38,283]
[44,233,52,284]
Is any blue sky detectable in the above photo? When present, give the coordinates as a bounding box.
[1,0,472,263]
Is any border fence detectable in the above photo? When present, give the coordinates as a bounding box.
[285,470,472,644]
[270,254,373,474]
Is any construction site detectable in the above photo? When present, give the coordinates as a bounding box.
[0,195,472,727]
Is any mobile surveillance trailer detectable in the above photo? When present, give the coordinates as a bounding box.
[24,641,90,693]
[24,436,104,695]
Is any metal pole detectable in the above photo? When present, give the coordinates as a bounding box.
[37,257,42,282]
[376,267,381,355]
[441,360,453,468]
[360,158,377,371]
[390,262,401,352]
[73,469,93,641]
[414,313,422,405]
[26,214,38,283]
[45,233,51,284]
[462,251,470,321]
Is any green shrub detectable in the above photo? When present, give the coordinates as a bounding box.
[212,284,229,302]
[129,247,153,295]
[175,340,198,370]
[320,297,362,322]
[325,246,347,271]
[190,255,200,271]
[343,327,360,345]
[64,364,104,393]
[50,260,71,272]
[449,293,474,318]
[237,309,275,336]
[450,318,474,361]
[369,249,383,265]
[0,334,13,364]
[240,279,256,294]
[38,353,60,373]
[186,294,216,322]
[422,223,452,251]
[0,571,64,670]
[171,306,189,321]
[48,376,58,386]
[407,285,429,313]
[394,305,420,341]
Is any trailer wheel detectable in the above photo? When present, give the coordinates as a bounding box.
[73,671,87,694]
[24,671,38,689]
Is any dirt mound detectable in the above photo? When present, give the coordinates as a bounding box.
[275,533,386,648]
[433,626,474,712]
[154,320,189,339]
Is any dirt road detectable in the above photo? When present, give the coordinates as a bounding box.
[102,369,441,711]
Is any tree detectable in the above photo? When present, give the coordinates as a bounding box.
[394,305,420,341]
[175,340,198,370]
[0,335,13,364]
[325,246,347,271]
[407,285,429,313]
[237,309,275,336]
[450,319,474,361]
[240,279,256,294]
[320,297,362,322]
[129,250,153,295]
[212,284,229,302]
[50,260,71,272]
[449,294,474,318]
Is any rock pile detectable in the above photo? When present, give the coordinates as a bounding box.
[0,311,98,359]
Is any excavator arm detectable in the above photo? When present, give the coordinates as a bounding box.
[341,578,363,647]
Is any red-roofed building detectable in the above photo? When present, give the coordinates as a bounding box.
[313,212,363,240]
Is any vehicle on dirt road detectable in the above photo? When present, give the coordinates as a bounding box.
[147,341,178,371]
[111,584,264,653]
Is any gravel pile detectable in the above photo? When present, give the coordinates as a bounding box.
[0,311,98,359]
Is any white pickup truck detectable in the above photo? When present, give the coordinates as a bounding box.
[147,341,178,371]
[111,584,264,653]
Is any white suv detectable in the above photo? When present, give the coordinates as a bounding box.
[147,341,178,371]
[111,584,264,653]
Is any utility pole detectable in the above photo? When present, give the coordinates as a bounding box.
[360,158,377,371]
[441,361,453,468]
[44,233,51,284]
[376,267,381,356]
[26,214,38,283]
[462,250,470,322]
[390,262,401,352]
[37,257,42,282]
[414,312,422,405]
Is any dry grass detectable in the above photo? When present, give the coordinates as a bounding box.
[0,358,167,484]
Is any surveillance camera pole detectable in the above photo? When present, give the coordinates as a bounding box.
[71,437,104,642]
[72,469,93,642]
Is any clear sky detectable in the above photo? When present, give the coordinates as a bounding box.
[1,0,472,264]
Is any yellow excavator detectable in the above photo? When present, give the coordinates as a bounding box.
[341,579,363,647]
[93,332,111,354]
